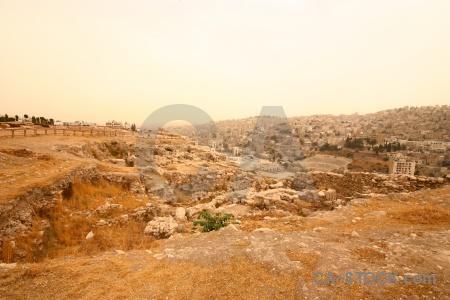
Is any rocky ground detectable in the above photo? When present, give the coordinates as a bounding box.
[0,134,449,299]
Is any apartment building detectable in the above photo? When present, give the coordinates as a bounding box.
[389,157,416,176]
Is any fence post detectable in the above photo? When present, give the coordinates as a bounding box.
[11,130,14,138]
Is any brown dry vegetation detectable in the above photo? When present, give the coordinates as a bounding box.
[95,162,137,173]
[0,255,302,300]
[239,211,331,232]
[9,203,155,263]
[66,179,143,211]
[346,151,389,173]
[391,206,450,225]
[315,188,450,236]
[285,250,319,279]
[351,248,387,263]
[3,179,156,263]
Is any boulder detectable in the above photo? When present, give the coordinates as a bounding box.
[269,182,284,189]
[86,230,94,239]
[144,216,178,238]
[175,207,186,222]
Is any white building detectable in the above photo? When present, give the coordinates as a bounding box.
[389,158,416,176]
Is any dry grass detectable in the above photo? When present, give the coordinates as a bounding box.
[233,240,251,248]
[0,255,301,300]
[285,250,319,280]
[11,179,154,263]
[14,201,156,263]
[351,248,386,263]
[95,162,137,173]
[382,283,445,299]
[325,189,450,235]
[1,240,15,263]
[240,215,331,232]
[14,202,92,262]
[348,158,388,173]
[75,222,156,256]
[0,148,35,157]
[391,206,450,225]
[66,179,143,212]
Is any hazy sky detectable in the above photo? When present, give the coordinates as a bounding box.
[1,0,449,125]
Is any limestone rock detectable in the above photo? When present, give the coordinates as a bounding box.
[175,207,186,222]
[144,216,178,238]
[86,230,94,239]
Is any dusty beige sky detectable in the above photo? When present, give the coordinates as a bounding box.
[1,0,449,125]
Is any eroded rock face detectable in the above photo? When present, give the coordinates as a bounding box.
[144,217,178,238]
[0,165,149,260]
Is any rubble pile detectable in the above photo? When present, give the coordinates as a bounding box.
[310,171,447,198]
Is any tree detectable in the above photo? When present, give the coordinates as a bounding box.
[36,117,40,124]
[14,115,18,121]
[374,147,379,155]
[5,114,8,119]
[344,138,364,150]
[386,143,392,152]
[32,116,36,123]
[193,212,235,232]
[366,138,377,146]
[320,142,339,151]
[24,114,28,119]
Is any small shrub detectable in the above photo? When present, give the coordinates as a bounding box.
[193,211,235,232]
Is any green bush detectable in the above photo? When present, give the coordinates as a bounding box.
[193,211,235,232]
